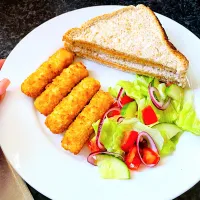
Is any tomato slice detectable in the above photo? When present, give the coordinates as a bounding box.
[120,95,133,106]
[111,102,118,108]
[107,102,121,118]
[107,109,120,118]
[142,147,160,165]
[139,139,148,149]
[125,145,141,170]
[87,137,101,152]
[121,131,138,152]
[166,82,173,87]
[142,105,158,125]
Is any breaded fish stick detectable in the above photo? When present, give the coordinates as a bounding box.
[62,90,114,154]
[21,48,74,98]
[45,77,100,134]
[34,62,88,116]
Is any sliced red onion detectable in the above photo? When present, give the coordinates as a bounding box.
[87,151,124,166]
[116,87,124,108]
[136,131,160,167]
[96,107,121,150]
[148,84,171,110]
[148,85,163,107]
[117,116,124,123]
[161,98,171,110]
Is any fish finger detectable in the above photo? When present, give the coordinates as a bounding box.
[62,90,114,154]
[45,77,100,133]
[21,48,74,98]
[34,62,88,116]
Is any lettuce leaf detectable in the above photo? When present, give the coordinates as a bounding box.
[92,118,132,155]
[176,90,200,135]
[136,98,146,123]
[109,75,179,124]
[92,117,164,154]
[160,132,183,156]
[153,123,183,156]
[116,75,153,100]
[160,140,176,156]
[108,85,121,98]
[158,101,178,123]
[109,75,184,125]
[137,96,179,124]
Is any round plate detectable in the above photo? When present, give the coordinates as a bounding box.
[0,5,200,200]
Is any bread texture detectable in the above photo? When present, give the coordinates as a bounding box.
[63,5,189,87]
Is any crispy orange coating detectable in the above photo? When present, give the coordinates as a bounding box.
[62,90,114,154]
[34,62,88,116]
[21,48,74,98]
[45,77,100,134]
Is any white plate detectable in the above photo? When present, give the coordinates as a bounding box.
[0,5,200,200]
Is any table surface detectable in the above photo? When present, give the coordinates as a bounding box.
[0,0,200,199]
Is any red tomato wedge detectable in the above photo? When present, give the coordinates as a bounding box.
[107,109,120,118]
[142,147,160,165]
[108,102,121,117]
[88,138,101,152]
[120,95,133,106]
[121,131,138,152]
[111,102,118,108]
[166,82,173,87]
[125,145,141,170]
[142,105,158,125]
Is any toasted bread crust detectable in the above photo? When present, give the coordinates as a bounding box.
[74,51,187,87]
[63,5,189,72]
[143,5,189,70]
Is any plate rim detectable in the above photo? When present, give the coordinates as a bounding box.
[1,5,200,200]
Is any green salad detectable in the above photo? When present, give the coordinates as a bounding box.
[87,75,200,179]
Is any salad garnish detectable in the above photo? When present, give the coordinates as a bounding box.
[87,75,200,179]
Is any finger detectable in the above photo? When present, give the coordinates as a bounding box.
[0,78,10,96]
[0,92,6,102]
[0,59,5,70]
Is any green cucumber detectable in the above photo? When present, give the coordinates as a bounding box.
[121,101,137,118]
[166,84,184,100]
[152,123,182,140]
[96,155,130,179]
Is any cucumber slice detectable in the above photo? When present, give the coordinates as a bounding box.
[152,123,182,140]
[96,155,130,179]
[121,101,137,118]
[166,84,184,101]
